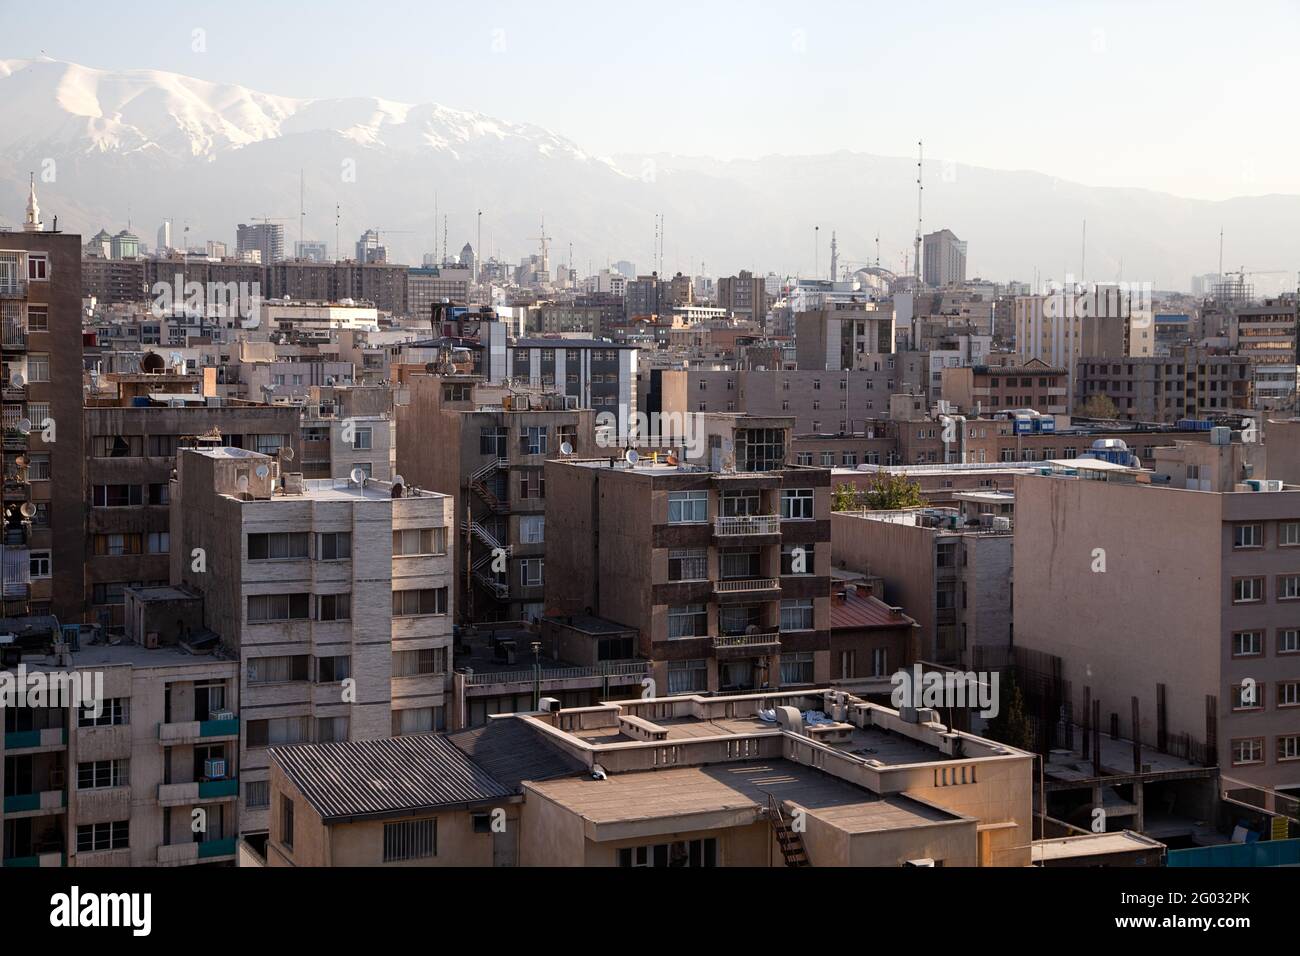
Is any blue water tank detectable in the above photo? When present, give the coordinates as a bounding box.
[131,396,151,407]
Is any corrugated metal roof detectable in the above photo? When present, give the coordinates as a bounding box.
[271,734,512,822]
[830,589,914,631]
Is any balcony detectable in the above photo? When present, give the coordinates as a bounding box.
[712,632,782,656]
[714,514,782,537]
[157,717,240,746]
[4,728,66,751]
[2,852,64,868]
[0,279,26,298]
[157,778,239,806]
[157,837,237,866]
[3,790,66,814]
[715,577,780,597]
[462,660,649,690]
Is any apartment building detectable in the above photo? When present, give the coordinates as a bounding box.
[84,393,302,627]
[0,608,241,868]
[1014,288,1154,399]
[169,447,454,840]
[2,214,86,624]
[1014,434,1300,794]
[396,374,597,623]
[1075,351,1252,422]
[1227,299,1299,409]
[295,385,396,481]
[794,302,896,371]
[265,688,1037,867]
[941,359,1069,416]
[545,414,836,695]
[505,339,637,441]
[832,505,1013,668]
[715,270,769,323]
[922,229,967,289]
[406,267,471,317]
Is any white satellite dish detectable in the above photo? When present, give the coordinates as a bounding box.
[255,464,270,479]
[10,373,24,388]
[279,446,296,461]
[19,502,36,518]
[624,449,639,466]
[350,467,366,484]
[16,418,31,435]
[392,474,405,487]
[560,441,573,456]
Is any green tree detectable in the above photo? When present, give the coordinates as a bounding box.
[1077,394,1119,419]
[832,482,861,511]
[860,472,926,510]
[986,675,1034,751]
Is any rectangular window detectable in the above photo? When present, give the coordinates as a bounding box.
[247,532,309,560]
[245,780,270,809]
[247,593,311,622]
[317,655,352,683]
[315,716,349,744]
[519,558,544,588]
[1280,629,1300,654]
[1281,522,1300,547]
[76,821,129,853]
[316,532,352,560]
[780,489,814,520]
[79,698,128,727]
[392,706,443,735]
[667,491,708,523]
[392,528,445,556]
[668,604,708,639]
[667,659,708,695]
[1234,524,1262,549]
[29,550,51,578]
[1279,575,1300,601]
[1231,631,1263,657]
[668,548,707,582]
[392,587,448,616]
[247,655,310,684]
[1232,683,1264,710]
[92,484,143,507]
[1233,577,1264,604]
[26,353,49,382]
[383,819,436,862]
[77,759,128,790]
[246,716,311,748]
[780,598,814,631]
[780,543,815,575]
[147,532,170,554]
[1278,681,1300,708]
[352,427,372,451]
[780,651,814,685]
[1232,738,1264,765]
[393,647,447,677]
[280,796,295,851]
[519,515,545,544]
[316,593,351,622]
[521,425,548,455]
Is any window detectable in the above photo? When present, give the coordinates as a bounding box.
[392,587,448,616]
[27,353,49,382]
[519,515,545,544]
[77,759,128,790]
[518,470,545,500]
[1232,631,1263,657]
[780,489,814,520]
[247,655,310,684]
[781,598,814,631]
[872,647,889,677]
[597,634,635,661]
[317,593,351,622]
[1232,738,1264,766]
[392,528,445,556]
[77,821,129,853]
[1281,522,1300,547]
[316,716,349,743]
[1279,575,1300,601]
[1279,681,1300,708]
[392,706,443,735]
[245,780,270,809]
[1232,683,1264,710]
[80,698,128,727]
[1233,524,1262,549]
[27,306,47,331]
[668,604,708,639]
[780,651,814,685]
[27,254,48,281]
[667,659,708,694]
[280,795,295,851]
[147,532,170,554]
[253,433,286,456]
[1233,577,1264,604]
[247,593,310,622]
[92,484,142,507]
[1280,629,1300,655]
[667,490,708,523]
[1279,735,1300,762]
[246,716,311,748]
[521,425,548,455]
[668,548,707,582]
[480,426,508,457]
[29,550,51,578]
[781,543,814,575]
[393,647,447,677]
[384,819,436,862]
[352,427,372,451]
[519,558,544,588]
[316,532,352,560]
[247,532,309,560]
[618,838,716,867]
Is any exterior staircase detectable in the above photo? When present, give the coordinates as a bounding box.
[766,793,811,867]
[468,458,510,514]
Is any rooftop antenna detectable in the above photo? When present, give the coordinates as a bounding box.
[830,230,838,281]
[1218,227,1224,278]
[875,232,880,268]
[1080,219,1086,284]
[476,209,482,284]
[299,168,305,252]
[334,203,340,261]
[814,225,820,280]
[914,139,923,287]
[530,215,552,273]
[443,214,448,266]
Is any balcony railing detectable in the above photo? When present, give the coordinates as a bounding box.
[4,728,66,750]
[463,660,650,687]
[0,279,26,298]
[712,632,781,650]
[3,790,66,814]
[715,577,780,593]
[714,514,781,536]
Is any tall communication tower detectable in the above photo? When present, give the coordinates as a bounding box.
[914,140,924,286]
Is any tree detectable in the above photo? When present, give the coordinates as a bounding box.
[860,472,926,510]
[831,482,861,512]
[1077,394,1119,419]
[986,674,1034,751]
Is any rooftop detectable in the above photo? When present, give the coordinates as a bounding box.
[830,589,915,631]
[270,735,513,823]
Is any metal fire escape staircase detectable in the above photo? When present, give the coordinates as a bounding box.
[465,458,513,602]
[766,793,811,867]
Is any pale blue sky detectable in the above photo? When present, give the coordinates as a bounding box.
[4,0,1297,200]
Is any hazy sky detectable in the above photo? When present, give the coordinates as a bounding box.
[4,0,1298,201]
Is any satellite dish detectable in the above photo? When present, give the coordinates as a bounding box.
[16,418,31,435]
[10,373,24,388]
[624,449,639,466]
[255,464,270,479]
[392,474,405,487]
[559,441,573,456]
[236,475,250,492]
[19,502,36,518]
[279,446,296,461]
[350,467,366,484]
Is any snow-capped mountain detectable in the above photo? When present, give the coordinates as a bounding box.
[2,56,1297,290]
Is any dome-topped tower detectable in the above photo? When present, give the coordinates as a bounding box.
[23,173,42,232]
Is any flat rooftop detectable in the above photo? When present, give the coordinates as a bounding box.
[1032,830,1165,863]
[526,760,964,833]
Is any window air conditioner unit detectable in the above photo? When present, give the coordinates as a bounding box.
[204,758,227,780]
